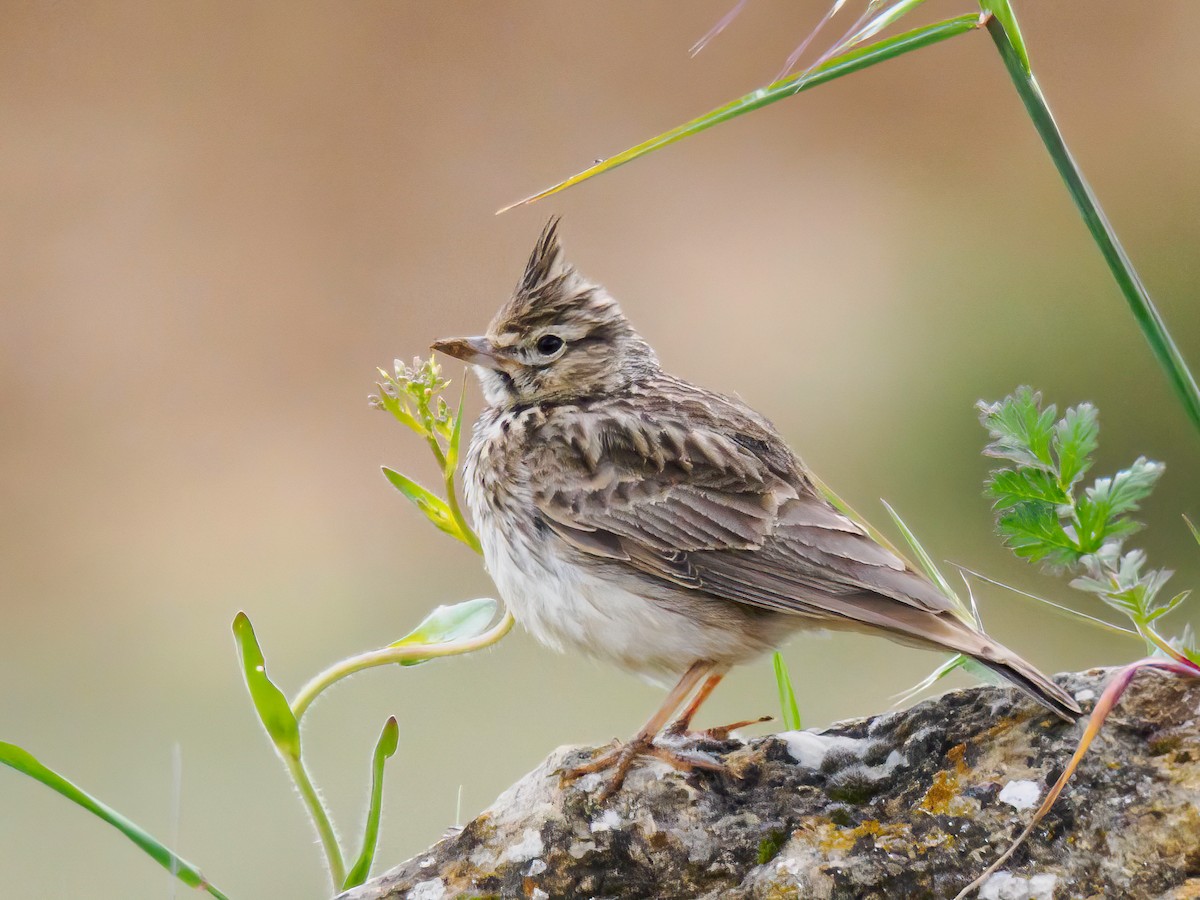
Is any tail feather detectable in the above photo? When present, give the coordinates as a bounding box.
[974,650,1082,722]
[884,608,1083,722]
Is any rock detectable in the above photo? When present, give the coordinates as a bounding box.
[339,668,1200,900]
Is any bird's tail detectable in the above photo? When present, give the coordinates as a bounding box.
[970,643,1081,722]
[891,609,1083,721]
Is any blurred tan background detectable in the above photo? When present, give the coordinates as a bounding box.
[2,2,1198,897]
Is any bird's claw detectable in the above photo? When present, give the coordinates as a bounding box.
[663,714,773,742]
[559,735,731,801]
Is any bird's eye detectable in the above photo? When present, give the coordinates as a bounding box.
[536,334,564,355]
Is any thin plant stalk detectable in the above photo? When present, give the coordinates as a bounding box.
[285,756,346,891]
[498,13,983,212]
[981,1,1200,437]
[1135,621,1190,666]
[953,565,1139,641]
[291,609,516,723]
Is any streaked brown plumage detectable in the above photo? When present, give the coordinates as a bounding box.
[433,218,1080,796]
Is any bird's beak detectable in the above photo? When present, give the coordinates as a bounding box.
[430,335,509,372]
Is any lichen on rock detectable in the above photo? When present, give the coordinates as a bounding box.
[339,668,1200,900]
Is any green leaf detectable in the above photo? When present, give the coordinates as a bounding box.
[0,742,231,900]
[342,717,400,890]
[1071,457,1163,552]
[977,387,1057,470]
[1144,591,1190,623]
[374,385,422,434]
[1085,457,1164,523]
[772,652,802,731]
[498,13,983,212]
[232,612,300,760]
[389,597,499,665]
[1052,403,1099,487]
[1175,625,1200,666]
[381,467,466,543]
[995,502,1081,567]
[960,654,1002,685]
[985,468,1068,510]
[1071,549,1176,625]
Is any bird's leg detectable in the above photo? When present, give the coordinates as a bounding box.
[663,665,772,740]
[562,661,726,799]
[663,668,726,736]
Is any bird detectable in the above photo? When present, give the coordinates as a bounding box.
[431,218,1081,798]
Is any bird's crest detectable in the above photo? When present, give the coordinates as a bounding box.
[518,216,567,295]
[491,217,623,337]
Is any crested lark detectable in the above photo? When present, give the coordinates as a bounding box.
[433,219,1080,798]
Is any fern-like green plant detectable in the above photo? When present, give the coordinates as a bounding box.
[978,387,1194,661]
[952,389,1200,899]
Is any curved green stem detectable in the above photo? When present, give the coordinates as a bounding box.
[1136,621,1195,668]
[291,608,516,723]
[424,431,448,473]
[983,1,1200,438]
[284,754,345,891]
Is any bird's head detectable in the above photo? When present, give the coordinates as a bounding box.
[432,218,659,408]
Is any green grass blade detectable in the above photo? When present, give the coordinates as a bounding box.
[953,564,1138,639]
[342,717,400,890]
[977,0,1029,74]
[438,380,483,555]
[880,500,967,619]
[1185,515,1200,547]
[0,742,231,900]
[772,652,802,731]
[984,8,1200,438]
[499,13,983,212]
[232,612,300,760]
[811,473,909,565]
[893,653,968,707]
[838,0,931,53]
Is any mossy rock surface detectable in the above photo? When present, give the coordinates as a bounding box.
[340,669,1200,900]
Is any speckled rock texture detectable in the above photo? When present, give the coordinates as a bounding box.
[340,668,1200,900]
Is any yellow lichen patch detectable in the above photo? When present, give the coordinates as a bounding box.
[977,714,1027,746]
[821,818,882,853]
[918,743,978,817]
[947,743,968,775]
[763,885,803,900]
[803,816,911,856]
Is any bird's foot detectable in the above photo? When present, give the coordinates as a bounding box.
[663,714,773,742]
[560,735,728,801]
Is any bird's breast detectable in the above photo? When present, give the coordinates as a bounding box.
[463,407,789,682]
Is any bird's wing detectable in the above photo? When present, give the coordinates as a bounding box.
[528,394,1082,721]
[527,397,960,631]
